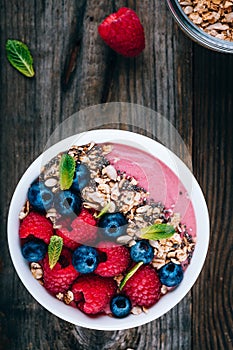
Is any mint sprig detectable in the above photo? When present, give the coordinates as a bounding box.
[48,236,63,269]
[6,39,35,77]
[140,223,175,240]
[119,262,143,291]
[59,154,76,190]
[95,202,111,219]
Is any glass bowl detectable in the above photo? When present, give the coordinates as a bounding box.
[166,0,233,53]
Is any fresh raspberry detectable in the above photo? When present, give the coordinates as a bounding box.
[95,242,131,277]
[72,275,117,314]
[19,212,53,244]
[42,248,79,294]
[57,209,97,249]
[123,265,161,307]
[71,209,97,231]
[56,228,81,250]
[98,7,145,57]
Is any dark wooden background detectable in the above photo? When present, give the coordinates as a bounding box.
[0,1,232,349]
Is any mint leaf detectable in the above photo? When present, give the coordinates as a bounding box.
[95,202,111,219]
[59,154,76,190]
[140,224,175,240]
[6,39,35,77]
[48,236,63,269]
[119,261,143,291]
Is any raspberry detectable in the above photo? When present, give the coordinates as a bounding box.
[56,228,80,250]
[19,212,53,244]
[95,242,130,277]
[71,209,97,228]
[57,209,97,249]
[42,248,79,294]
[98,7,145,57]
[72,275,117,314]
[123,265,161,307]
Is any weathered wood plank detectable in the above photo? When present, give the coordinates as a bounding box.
[192,45,233,350]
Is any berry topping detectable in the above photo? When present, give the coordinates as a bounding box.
[130,239,154,264]
[72,245,99,274]
[95,242,130,277]
[72,275,117,314]
[57,209,98,249]
[98,7,145,57]
[21,239,47,262]
[71,164,90,192]
[28,181,54,212]
[158,262,184,287]
[54,190,82,216]
[110,295,132,318]
[43,248,79,294]
[71,209,97,242]
[56,228,80,251]
[123,265,161,307]
[98,212,128,239]
[19,212,54,244]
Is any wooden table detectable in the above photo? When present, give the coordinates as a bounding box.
[0,1,232,349]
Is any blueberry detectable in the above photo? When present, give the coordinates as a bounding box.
[28,181,54,212]
[130,239,154,264]
[71,164,90,192]
[21,239,47,262]
[54,190,82,216]
[72,245,99,273]
[110,295,132,318]
[158,262,184,287]
[98,213,128,239]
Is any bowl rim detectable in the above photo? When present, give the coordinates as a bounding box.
[7,129,210,330]
[166,0,233,53]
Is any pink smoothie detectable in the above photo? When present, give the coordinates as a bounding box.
[106,143,196,235]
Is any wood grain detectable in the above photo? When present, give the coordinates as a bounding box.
[0,0,232,349]
[192,45,233,350]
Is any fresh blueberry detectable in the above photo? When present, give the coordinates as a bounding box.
[158,262,184,287]
[71,164,90,192]
[54,190,82,216]
[28,181,54,212]
[72,245,99,273]
[130,239,154,264]
[98,213,128,239]
[110,295,132,318]
[21,239,47,262]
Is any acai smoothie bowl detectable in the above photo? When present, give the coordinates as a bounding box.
[8,129,209,330]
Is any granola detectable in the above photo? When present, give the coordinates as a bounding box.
[178,0,233,41]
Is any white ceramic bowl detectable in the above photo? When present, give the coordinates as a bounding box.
[8,129,209,330]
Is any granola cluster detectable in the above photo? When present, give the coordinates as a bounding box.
[179,0,233,41]
[68,143,148,215]
[126,203,195,269]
